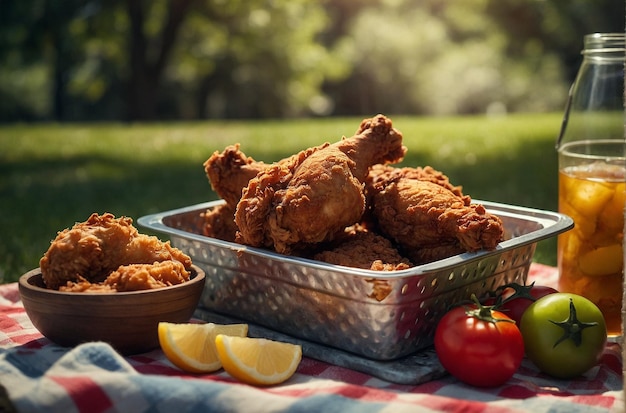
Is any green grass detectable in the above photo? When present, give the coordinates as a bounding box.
[0,113,564,284]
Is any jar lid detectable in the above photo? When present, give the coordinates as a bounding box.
[582,33,625,54]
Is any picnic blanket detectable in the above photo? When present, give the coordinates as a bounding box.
[1,263,624,413]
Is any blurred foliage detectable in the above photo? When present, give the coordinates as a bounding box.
[0,0,622,121]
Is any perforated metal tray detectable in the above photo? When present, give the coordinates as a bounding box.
[139,200,573,360]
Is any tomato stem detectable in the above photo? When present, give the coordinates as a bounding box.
[466,294,515,324]
[495,282,538,307]
[549,298,599,347]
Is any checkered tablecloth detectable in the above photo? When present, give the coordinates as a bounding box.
[1,263,624,413]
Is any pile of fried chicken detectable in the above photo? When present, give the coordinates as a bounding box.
[40,213,193,292]
[202,114,504,271]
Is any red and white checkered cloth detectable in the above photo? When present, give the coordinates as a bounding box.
[1,263,624,413]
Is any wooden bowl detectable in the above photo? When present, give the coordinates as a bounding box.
[18,265,206,355]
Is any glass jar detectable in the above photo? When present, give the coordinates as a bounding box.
[556,33,625,339]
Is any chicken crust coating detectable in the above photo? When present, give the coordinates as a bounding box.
[60,261,190,292]
[313,227,412,271]
[234,114,406,254]
[370,177,504,264]
[40,212,192,291]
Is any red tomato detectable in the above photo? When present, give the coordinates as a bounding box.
[434,297,525,387]
[496,283,558,326]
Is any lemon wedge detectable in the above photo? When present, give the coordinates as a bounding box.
[158,322,248,373]
[215,334,302,385]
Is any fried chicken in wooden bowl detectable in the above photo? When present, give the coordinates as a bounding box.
[18,265,205,355]
[18,212,206,355]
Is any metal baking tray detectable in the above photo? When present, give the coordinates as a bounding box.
[138,200,573,360]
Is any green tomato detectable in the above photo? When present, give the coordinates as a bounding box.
[520,293,607,379]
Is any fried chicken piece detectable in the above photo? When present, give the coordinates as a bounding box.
[60,261,190,292]
[202,144,264,243]
[123,235,192,268]
[369,172,504,264]
[363,164,472,232]
[40,213,192,291]
[367,164,470,203]
[104,261,189,292]
[58,280,116,293]
[40,213,138,289]
[203,144,267,208]
[202,145,268,242]
[235,114,406,254]
[201,203,239,242]
[313,227,412,271]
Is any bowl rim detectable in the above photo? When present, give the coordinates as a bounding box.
[19,264,205,297]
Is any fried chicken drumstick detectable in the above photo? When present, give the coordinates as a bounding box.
[234,114,406,254]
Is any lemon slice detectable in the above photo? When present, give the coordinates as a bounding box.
[158,322,248,373]
[215,334,302,386]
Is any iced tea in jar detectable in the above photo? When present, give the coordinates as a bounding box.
[556,33,625,339]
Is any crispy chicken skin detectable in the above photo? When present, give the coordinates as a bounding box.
[367,164,470,204]
[40,213,191,291]
[203,144,267,208]
[368,173,504,264]
[202,144,265,242]
[234,114,406,254]
[201,202,239,243]
[124,234,192,268]
[60,261,190,292]
[40,213,137,289]
[313,226,412,271]
[200,114,504,269]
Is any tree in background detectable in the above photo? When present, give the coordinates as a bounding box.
[326,0,624,116]
[166,0,350,119]
[0,0,347,121]
[1,0,128,121]
[126,0,193,121]
[0,0,622,121]
[0,0,88,121]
